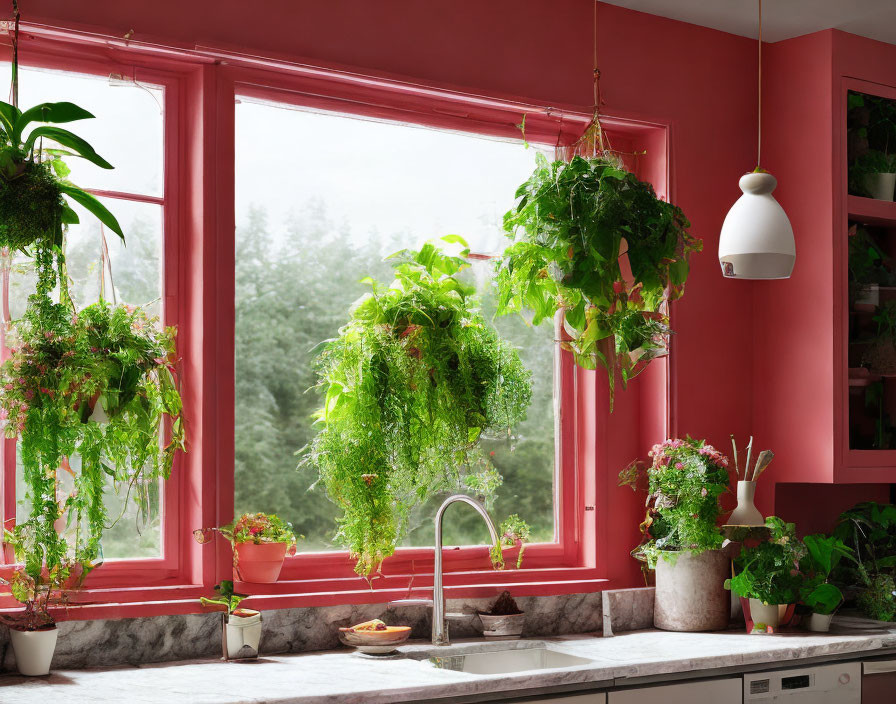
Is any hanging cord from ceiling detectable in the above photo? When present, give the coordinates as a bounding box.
[756,0,763,169]
[8,0,18,107]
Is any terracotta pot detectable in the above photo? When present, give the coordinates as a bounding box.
[10,627,58,676]
[654,549,731,632]
[234,542,288,583]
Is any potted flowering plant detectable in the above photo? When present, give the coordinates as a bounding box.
[620,437,732,631]
[200,580,261,660]
[490,514,531,570]
[0,524,98,676]
[726,517,806,631]
[195,513,298,583]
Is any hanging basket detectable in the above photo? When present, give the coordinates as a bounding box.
[0,163,65,251]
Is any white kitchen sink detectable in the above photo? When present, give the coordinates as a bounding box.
[428,646,593,675]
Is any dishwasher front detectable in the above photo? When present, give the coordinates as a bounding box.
[743,662,861,703]
[863,658,896,704]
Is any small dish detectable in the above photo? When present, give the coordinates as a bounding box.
[338,625,412,654]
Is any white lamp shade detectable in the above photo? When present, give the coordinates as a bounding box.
[718,171,795,279]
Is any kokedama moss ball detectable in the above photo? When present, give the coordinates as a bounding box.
[0,162,65,251]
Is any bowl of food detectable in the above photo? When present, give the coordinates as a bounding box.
[338,619,412,654]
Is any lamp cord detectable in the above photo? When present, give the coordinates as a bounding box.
[757,0,762,169]
[9,0,18,108]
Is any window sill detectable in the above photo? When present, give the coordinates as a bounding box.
[0,568,610,621]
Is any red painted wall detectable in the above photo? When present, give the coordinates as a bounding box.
[18,1,763,586]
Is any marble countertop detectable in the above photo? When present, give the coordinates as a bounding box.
[2,623,896,704]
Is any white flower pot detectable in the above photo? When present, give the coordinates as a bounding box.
[807,611,835,633]
[855,283,880,309]
[88,400,110,424]
[10,627,58,676]
[864,172,896,201]
[223,611,262,660]
[728,481,765,527]
[749,599,781,629]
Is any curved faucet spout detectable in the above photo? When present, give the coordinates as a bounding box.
[432,494,499,646]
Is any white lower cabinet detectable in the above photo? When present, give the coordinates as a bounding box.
[608,677,741,703]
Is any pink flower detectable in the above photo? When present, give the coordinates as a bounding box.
[675,462,683,469]
[3,383,12,391]
[0,409,8,420]
[17,378,25,386]
[701,488,708,497]
[24,390,33,400]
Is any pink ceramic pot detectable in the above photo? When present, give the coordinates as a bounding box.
[234,542,288,583]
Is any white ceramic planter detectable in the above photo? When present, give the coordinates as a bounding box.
[749,599,781,629]
[223,611,262,660]
[855,283,880,309]
[728,481,765,527]
[864,173,896,201]
[10,627,58,676]
[807,611,835,633]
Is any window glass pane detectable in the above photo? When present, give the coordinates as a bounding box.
[0,63,164,197]
[234,99,555,551]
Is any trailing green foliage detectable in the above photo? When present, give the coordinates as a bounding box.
[305,238,532,577]
[620,437,730,567]
[833,502,896,621]
[799,534,854,615]
[490,514,531,570]
[0,260,183,620]
[726,517,806,606]
[200,580,251,615]
[495,154,701,408]
[196,512,298,548]
[0,99,123,253]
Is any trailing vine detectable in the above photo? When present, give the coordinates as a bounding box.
[304,239,532,577]
[495,153,701,408]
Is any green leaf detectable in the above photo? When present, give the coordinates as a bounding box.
[13,102,95,145]
[24,126,113,169]
[60,203,80,225]
[0,101,21,139]
[58,184,125,239]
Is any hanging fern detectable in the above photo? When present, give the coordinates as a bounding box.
[495,153,701,408]
[304,239,532,577]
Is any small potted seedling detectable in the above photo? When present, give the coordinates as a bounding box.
[200,580,261,660]
[478,591,525,639]
[799,534,855,632]
[194,512,298,583]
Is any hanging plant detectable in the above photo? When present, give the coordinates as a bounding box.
[495,153,701,408]
[0,258,183,617]
[303,238,532,577]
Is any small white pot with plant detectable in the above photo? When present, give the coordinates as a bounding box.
[799,534,855,633]
[852,149,896,201]
[200,580,262,660]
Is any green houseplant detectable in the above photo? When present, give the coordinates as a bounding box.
[799,533,855,632]
[863,300,896,375]
[620,437,732,632]
[194,512,298,583]
[848,92,896,200]
[726,517,806,631]
[833,502,896,622]
[495,153,701,408]
[200,580,262,661]
[304,238,532,578]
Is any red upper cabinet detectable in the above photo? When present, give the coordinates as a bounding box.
[754,30,896,487]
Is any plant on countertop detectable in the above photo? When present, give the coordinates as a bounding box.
[200,580,254,616]
[494,153,701,408]
[619,437,730,567]
[303,238,532,577]
[483,590,523,616]
[799,534,855,616]
[726,517,806,606]
[833,502,896,621]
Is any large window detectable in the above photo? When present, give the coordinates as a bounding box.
[234,98,557,552]
[0,63,166,561]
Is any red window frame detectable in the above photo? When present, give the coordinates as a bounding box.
[0,24,671,619]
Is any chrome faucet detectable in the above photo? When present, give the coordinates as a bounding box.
[390,494,500,646]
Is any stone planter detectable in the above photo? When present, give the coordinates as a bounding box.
[234,541,288,583]
[654,549,730,632]
[478,612,525,639]
[223,611,262,660]
[9,626,58,676]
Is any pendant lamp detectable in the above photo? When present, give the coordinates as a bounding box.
[718,0,795,279]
